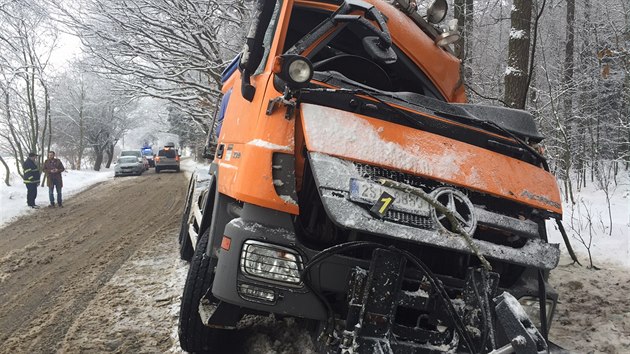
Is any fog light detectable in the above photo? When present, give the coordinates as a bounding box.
[238,283,276,303]
[518,296,555,330]
[240,240,303,286]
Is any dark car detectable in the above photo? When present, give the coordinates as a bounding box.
[155,146,180,173]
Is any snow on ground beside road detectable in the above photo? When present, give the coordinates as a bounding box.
[546,173,629,269]
[545,173,630,353]
[0,156,205,229]
[0,164,113,228]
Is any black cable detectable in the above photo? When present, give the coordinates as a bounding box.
[395,247,477,354]
[301,242,479,353]
[473,268,495,352]
[537,269,549,354]
[300,241,381,339]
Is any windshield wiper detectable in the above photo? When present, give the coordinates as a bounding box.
[300,87,425,131]
[428,107,549,170]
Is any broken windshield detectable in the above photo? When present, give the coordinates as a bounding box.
[283,4,445,100]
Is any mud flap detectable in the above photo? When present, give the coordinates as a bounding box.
[199,294,241,329]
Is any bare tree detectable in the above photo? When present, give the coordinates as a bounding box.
[568,200,600,269]
[0,0,57,176]
[50,0,249,136]
[454,0,473,94]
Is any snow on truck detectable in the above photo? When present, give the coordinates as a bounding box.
[177,0,565,353]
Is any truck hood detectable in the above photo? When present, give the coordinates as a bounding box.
[300,103,562,215]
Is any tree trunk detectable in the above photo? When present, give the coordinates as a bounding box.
[93,146,104,171]
[561,0,576,196]
[464,0,473,86]
[454,0,473,97]
[0,155,11,186]
[77,79,86,170]
[454,0,465,60]
[105,143,115,168]
[504,0,533,109]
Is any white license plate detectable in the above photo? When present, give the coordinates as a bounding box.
[349,178,431,216]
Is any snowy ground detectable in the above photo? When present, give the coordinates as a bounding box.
[546,176,630,269]
[0,161,113,227]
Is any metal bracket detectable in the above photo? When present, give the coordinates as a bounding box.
[266,95,297,120]
[341,249,406,354]
[493,292,548,354]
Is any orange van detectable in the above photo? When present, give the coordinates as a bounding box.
[177,1,563,353]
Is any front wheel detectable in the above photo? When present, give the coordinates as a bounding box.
[178,229,226,352]
[155,167,160,173]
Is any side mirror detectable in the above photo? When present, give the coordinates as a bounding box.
[333,4,397,65]
[239,0,277,101]
[362,37,397,65]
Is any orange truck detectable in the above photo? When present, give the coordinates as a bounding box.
[177,0,564,353]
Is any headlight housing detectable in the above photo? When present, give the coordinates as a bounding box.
[518,296,556,330]
[272,54,313,89]
[240,240,303,287]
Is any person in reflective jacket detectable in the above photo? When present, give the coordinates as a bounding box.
[23,152,41,208]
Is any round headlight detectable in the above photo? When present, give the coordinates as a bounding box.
[288,59,312,84]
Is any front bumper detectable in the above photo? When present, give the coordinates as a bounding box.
[212,214,557,326]
[115,168,142,175]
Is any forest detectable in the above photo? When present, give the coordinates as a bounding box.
[1,0,628,202]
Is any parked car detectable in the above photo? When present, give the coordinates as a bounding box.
[114,156,145,176]
[120,150,149,170]
[154,146,180,173]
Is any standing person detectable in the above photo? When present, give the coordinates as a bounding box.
[43,151,65,208]
[22,152,41,208]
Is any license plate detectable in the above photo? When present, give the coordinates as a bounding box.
[349,178,431,216]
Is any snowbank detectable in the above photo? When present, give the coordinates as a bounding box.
[547,175,630,269]
[0,166,113,227]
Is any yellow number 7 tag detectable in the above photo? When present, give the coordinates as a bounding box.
[369,192,396,218]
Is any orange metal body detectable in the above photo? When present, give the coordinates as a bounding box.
[214,0,562,216]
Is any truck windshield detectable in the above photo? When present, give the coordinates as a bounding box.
[283,5,444,100]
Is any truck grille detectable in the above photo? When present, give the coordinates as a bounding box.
[385,209,433,229]
[355,163,430,191]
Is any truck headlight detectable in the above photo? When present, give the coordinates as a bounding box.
[272,54,313,89]
[518,296,556,330]
[240,240,303,286]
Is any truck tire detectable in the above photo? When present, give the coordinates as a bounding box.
[178,177,195,261]
[155,167,160,173]
[178,229,224,353]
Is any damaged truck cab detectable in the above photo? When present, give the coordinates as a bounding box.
[178,0,563,353]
